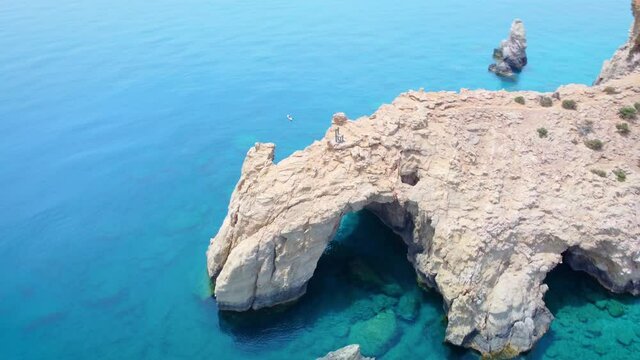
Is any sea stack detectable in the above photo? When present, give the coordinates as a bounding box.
[489,19,527,78]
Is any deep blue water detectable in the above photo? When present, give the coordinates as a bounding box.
[0,0,637,359]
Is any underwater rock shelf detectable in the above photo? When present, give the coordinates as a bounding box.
[207,2,640,358]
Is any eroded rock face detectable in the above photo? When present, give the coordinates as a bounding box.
[318,345,373,360]
[489,19,527,78]
[207,72,640,357]
[595,0,640,84]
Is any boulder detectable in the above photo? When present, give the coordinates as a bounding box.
[396,291,420,322]
[317,344,374,360]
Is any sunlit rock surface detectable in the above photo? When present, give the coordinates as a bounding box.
[207,4,640,357]
[207,72,640,356]
[318,344,373,360]
[489,19,527,78]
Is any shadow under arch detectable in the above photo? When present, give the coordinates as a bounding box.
[218,209,470,359]
[526,251,639,360]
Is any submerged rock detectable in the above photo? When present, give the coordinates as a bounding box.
[489,19,527,78]
[206,3,640,358]
[371,294,398,312]
[381,283,403,297]
[347,311,398,356]
[606,301,626,318]
[318,344,374,360]
[396,290,420,322]
[616,327,635,346]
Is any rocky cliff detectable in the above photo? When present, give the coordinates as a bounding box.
[206,3,640,358]
[207,73,640,356]
[595,0,640,84]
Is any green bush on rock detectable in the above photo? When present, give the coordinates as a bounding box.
[584,139,603,150]
[537,128,548,138]
[612,169,626,182]
[562,99,577,110]
[514,96,525,105]
[539,96,553,107]
[618,106,637,120]
[590,169,607,178]
[616,122,630,135]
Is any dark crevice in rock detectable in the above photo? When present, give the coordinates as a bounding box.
[400,171,420,186]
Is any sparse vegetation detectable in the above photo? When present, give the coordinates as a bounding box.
[616,122,630,135]
[603,86,619,95]
[584,139,603,150]
[635,102,640,111]
[537,127,548,138]
[539,96,553,107]
[612,169,626,182]
[590,169,607,178]
[562,100,577,110]
[514,96,525,105]
[619,106,637,120]
[577,120,594,136]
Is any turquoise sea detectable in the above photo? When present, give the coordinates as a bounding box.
[0,0,637,359]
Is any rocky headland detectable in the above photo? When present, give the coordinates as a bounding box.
[488,19,527,78]
[207,2,640,358]
[595,0,640,84]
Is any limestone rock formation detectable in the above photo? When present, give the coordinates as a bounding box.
[595,0,640,84]
[207,3,640,358]
[318,345,373,360]
[489,19,527,78]
[207,72,640,357]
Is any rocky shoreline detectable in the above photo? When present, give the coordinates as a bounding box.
[207,1,640,358]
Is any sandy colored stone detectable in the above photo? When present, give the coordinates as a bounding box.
[317,344,373,360]
[207,3,640,358]
[595,0,640,84]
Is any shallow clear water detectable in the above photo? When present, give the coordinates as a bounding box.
[0,0,637,359]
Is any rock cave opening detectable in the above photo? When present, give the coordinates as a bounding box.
[218,209,467,359]
[400,171,420,186]
[529,251,639,359]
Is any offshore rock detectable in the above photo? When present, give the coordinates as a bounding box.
[489,19,527,78]
[595,0,640,84]
[206,72,640,357]
[318,345,374,360]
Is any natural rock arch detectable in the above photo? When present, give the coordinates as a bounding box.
[207,73,640,356]
[208,4,640,354]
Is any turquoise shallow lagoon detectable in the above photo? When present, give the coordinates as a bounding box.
[0,0,637,359]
